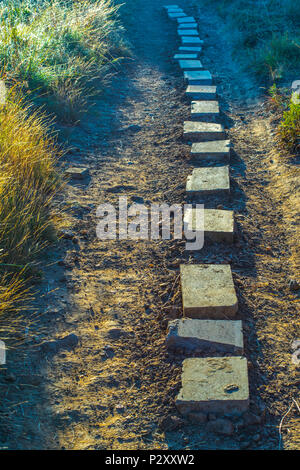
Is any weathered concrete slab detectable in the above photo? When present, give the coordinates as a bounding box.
[191,140,231,159]
[180,46,202,53]
[184,208,234,243]
[65,167,89,179]
[168,12,186,18]
[179,60,203,70]
[181,36,203,46]
[166,319,243,354]
[183,121,225,141]
[178,23,198,29]
[186,166,230,195]
[177,29,199,36]
[184,70,212,85]
[180,264,238,318]
[186,85,216,100]
[191,100,219,121]
[176,357,249,415]
[163,5,180,9]
[177,16,196,23]
[174,53,198,60]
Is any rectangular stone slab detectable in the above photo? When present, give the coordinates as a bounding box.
[184,70,212,85]
[174,54,199,60]
[184,208,234,243]
[168,12,187,18]
[182,36,203,45]
[179,46,202,52]
[180,264,238,318]
[179,60,203,70]
[166,319,243,354]
[176,357,249,415]
[186,166,230,195]
[178,23,198,29]
[186,85,217,100]
[183,121,225,141]
[191,100,219,120]
[163,5,180,9]
[177,16,196,23]
[191,140,231,159]
[177,29,199,36]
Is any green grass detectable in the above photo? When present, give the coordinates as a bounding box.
[0,0,128,122]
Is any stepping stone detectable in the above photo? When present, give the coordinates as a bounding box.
[175,357,249,415]
[184,70,212,85]
[183,121,225,141]
[179,46,202,52]
[179,60,203,70]
[180,264,238,318]
[184,208,234,243]
[168,12,186,18]
[174,53,199,60]
[182,36,203,46]
[178,23,198,29]
[163,5,180,9]
[166,319,244,354]
[191,140,231,159]
[177,16,196,23]
[177,29,199,36]
[65,167,89,180]
[191,100,219,121]
[186,85,216,100]
[186,166,230,195]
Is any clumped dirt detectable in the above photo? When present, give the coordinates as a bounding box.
[0,0,299,450]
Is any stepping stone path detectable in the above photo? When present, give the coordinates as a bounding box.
[186,166,230,195]
[175,357,249,415]
[191,139,231,160]
[184,70,212,85]
[184,208,234,243]
[180,264,238,318]
[65,167,89,180]
[166,318,244,354]
[186,85,217,100]
[191,100,219,121]
[183,121,225,141]
[163,4,249,420]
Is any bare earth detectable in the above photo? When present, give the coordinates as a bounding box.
[0,0,299,450]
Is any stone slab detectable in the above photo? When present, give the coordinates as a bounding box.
[179,46,202,52]
[191,100,219,121]
[177,29,199,36]
[166,319,243,354]
[182,36,203,45]
[186,85,216,100]
[184,208,234,243]
[176,357,249,415]
[163,5,180,9]
[186,166,230,195]
[179,60,203,70]
[183,121,225,141]
[191,140,231,159]
[168,12,186,18]
[180,264,238,318]
[184,70,212,85]
[177,16,196,23]
[178,23,198,29]
[174,54,198,60]
[65,167,89,179]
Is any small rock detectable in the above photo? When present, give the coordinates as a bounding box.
[207,418,234,436]
[41,333,79,355]
[159,415,184,432]
[65,167,89,180]
[289,279,300,292]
